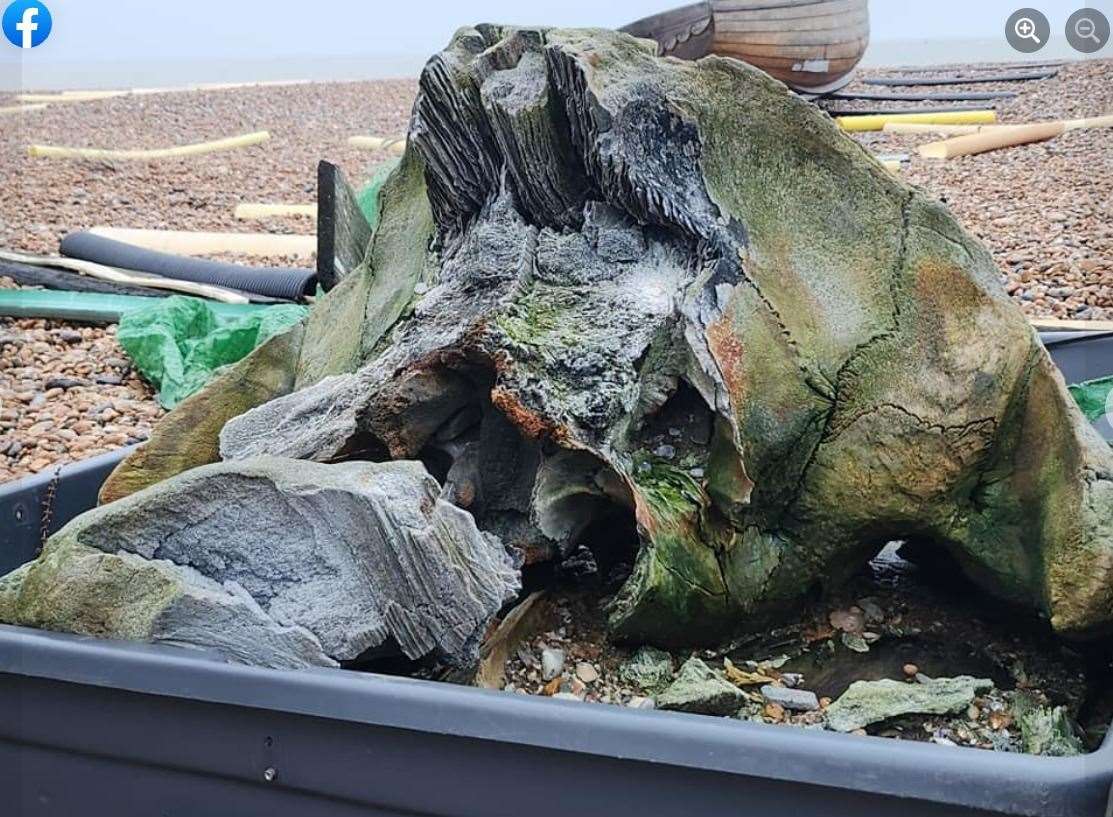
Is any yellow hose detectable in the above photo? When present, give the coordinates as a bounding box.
[882,123,1002,136]
[234,203,317,220]
[0,104,47,116]
[838,110,997,133]
[348,135,406,155]
[28,131,271,161]
[919,122,1065,159]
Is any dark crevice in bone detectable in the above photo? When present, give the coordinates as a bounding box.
[332,431,391,464]
[532,447,635,560]
[632,378,714,457]
[570,505,639,578]
[381,360,614,569]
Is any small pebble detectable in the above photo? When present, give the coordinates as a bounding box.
[44,377,89,390]
[761,685,820,712]
[763,702,786,723]
[780,672,804,689]
[830,608,865,633]
[541,647,565,681]
[857,597,884,623]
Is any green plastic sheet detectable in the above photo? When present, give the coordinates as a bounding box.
[1068,376,1113,422]
[117,295,307,409]
[356,158,401,229]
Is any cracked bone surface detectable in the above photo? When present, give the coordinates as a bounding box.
[0,457,520,669]
[132,26,1113,646]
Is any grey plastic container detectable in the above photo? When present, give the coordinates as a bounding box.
[0,335,1111,816]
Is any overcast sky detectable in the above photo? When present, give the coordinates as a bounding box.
[1,0,1109,88]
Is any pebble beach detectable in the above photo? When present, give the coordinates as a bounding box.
[850,58,1113,322]
[1,59,1111,484]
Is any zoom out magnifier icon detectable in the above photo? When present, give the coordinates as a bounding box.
[1065,9,1109,53]
[1075,17,1098,43]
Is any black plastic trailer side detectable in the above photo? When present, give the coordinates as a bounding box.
[0,626,1110,817]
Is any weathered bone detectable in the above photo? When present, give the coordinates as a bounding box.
[1,457,520,668]
[130,26,1113,645]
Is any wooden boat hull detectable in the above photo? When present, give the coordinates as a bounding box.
[621,0,869,93]
[621,1,715,61]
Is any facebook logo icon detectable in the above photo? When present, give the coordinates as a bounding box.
[3,1,52,49]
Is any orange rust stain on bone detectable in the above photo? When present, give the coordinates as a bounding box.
[490,386,560,441]
[913,258,995,318]
[911,257,1026,362]
[706,312,746,399]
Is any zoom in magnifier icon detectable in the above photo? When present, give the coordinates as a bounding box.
[1006,9,1049,52]
[1015,17,1042,44]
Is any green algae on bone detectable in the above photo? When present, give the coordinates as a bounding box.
[496,286,587,349]
[632,458,706,521]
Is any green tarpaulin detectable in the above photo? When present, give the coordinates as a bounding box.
[1068,376,1113,423]
[118,295,307,409]
[357,158,400,229]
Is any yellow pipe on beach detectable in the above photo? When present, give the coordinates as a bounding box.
[0,104,47,116]
[837,110,997,132]
[882,122,1003,136]
[28,131,271,161]
[918,115,1113,159]
[348,135,406,155]
[919,122,1065,159]
[85,226,314,258]
[17,90,127,103]
[234,203,317,220]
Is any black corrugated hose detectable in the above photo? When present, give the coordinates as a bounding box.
[60,231,317,301]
